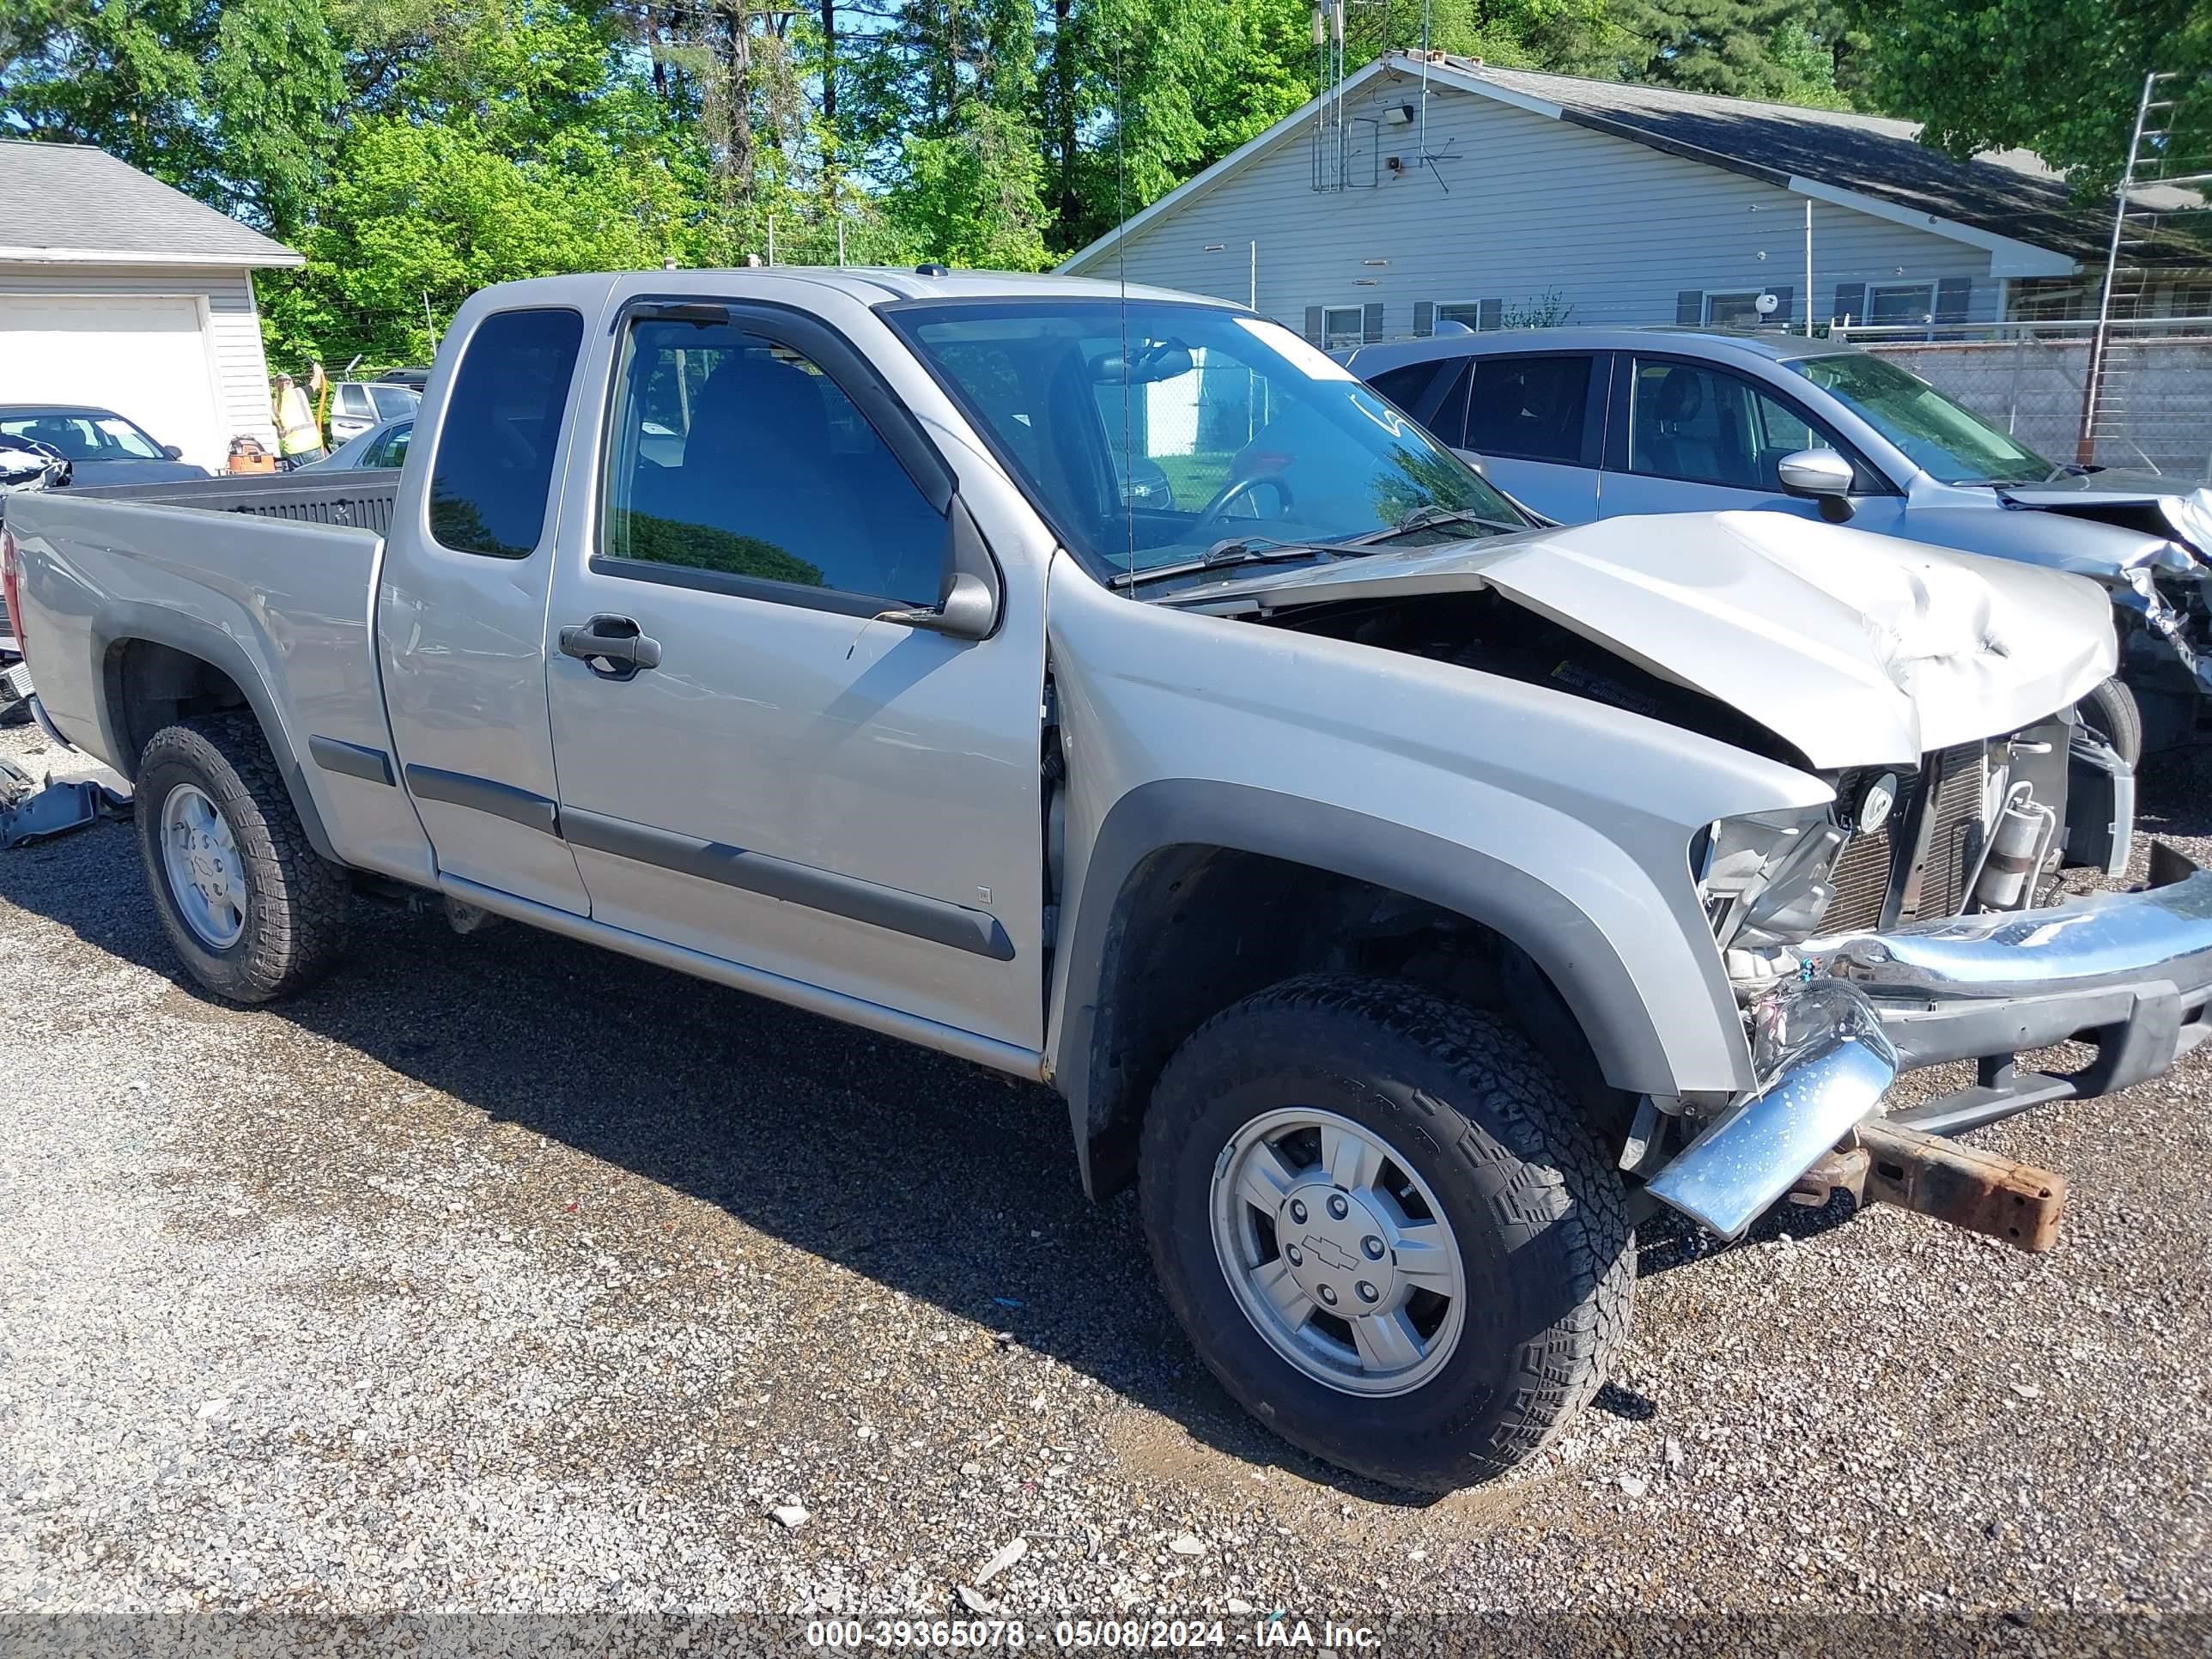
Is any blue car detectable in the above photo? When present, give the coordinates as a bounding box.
[0,404,209,487]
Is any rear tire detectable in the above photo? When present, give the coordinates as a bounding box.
[2078,675,2143,769]
[135,714,349,1002]
[1137,973,1634,1492]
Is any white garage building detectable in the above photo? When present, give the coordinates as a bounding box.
[1,141,300,471]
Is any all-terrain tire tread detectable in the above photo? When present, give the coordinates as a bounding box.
[137,714,349,1000]
[1139,971,1634,1487]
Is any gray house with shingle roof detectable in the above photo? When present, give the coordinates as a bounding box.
[1060,52,2207,345]
[1,140,301,469]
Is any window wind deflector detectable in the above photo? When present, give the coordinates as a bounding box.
[618,302,731,331]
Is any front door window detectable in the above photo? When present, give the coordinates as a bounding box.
[1626,359,1837,491]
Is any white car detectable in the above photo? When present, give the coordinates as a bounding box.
[328,380,420,445]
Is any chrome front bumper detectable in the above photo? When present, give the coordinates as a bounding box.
[1650,845,2212,1237]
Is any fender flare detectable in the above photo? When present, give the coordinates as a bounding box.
[91,603,343,863]
[1051,778,1747,1194]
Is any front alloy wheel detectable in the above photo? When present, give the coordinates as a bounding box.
[1211,1107,1466,1395]
[1139,974,1634,1491]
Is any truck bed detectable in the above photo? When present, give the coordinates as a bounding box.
[65,470,401,535]
[2,471,414,877]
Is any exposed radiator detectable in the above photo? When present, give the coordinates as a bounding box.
[1827,815,1897,933]
[1823,744,1989,933]
[1916,743,1989,921]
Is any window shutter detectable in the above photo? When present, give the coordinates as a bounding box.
[1479,297,1503,331]
[1676,289,1703,325]
[1414,300,1436,337]
[1304,305,1323,345]
[1936,276,1972,324]
[1767,285,1792,326]
[1362,301,1385,343]
[1832,282,1866,325]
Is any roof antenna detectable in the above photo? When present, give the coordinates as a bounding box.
[1115,14,1135,589]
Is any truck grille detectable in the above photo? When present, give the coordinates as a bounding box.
[1823,744,1989,933]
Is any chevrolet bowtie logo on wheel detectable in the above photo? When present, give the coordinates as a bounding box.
[1300,1235,1359,1274]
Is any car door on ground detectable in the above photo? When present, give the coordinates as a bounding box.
[1595,356,1903,534]
[1372,354,1606,523]
[538,303,1048,1050]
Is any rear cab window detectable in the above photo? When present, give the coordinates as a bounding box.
[427,307,585,558]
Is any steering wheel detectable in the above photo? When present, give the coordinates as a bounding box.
[1193,471,1294,534]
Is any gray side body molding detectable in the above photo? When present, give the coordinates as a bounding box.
[1054,777,1686,1189]
[403,763,562,836]
[89,604,342,863]
[309,735,396,787]
[562,806,1018,961]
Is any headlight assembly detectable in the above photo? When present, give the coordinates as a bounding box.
[1697,806,1847,950]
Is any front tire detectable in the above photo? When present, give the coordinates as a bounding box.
[2078,674,2143,769]
[1138,974,1634,1492]
[136,714,350,1002]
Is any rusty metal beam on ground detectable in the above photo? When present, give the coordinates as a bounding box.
[1857,1119,2067,1253]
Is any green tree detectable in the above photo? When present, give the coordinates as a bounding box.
[2,0,347,234]
[886,97,1050,267]
[260,113,691,368]
[1845,0,2212,186]
[253,2,703,367]
[1577,2,1861,107]
[842,0,1053,266]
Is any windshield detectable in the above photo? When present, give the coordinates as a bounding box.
[1791,353,2052,484]
[888,300,1528,579]
[0,411,166,462]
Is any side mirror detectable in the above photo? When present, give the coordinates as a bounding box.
[872,493,1003,641]
[161,444,185,460]
[1776,447,1856,522]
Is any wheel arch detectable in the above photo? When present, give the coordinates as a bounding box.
[92,606,341,863]
[1049,778,1735,1199]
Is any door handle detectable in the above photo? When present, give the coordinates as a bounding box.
[558,614,662,679]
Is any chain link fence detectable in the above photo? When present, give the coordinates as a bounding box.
[1838,318,2212,481]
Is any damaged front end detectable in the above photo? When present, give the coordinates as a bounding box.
[2000,483,2212,732]
[2112,551,2212,729]
[1648,708,2212,1247]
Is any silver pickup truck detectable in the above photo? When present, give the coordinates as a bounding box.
[8,270,2212,1492]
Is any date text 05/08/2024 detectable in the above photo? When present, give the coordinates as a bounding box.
[804,1619,1384,1650]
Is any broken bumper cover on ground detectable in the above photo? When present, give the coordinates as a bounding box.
[1649,844,2212,1239]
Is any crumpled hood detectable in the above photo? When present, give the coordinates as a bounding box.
[1997,474,2212,562]
[1174,510,2118,770]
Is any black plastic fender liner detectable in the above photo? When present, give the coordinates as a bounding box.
[1050,776,1743,1198]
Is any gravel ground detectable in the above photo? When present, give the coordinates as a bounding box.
[3,718,2209,1648]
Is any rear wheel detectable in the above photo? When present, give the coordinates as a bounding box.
[1138,974,1634,1491]
[135,714,349,1001]
[2077,675,2143,769]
